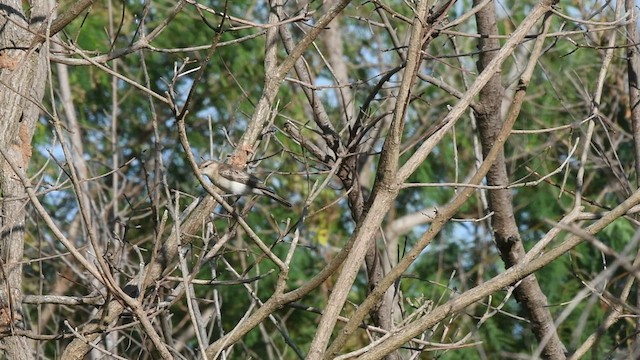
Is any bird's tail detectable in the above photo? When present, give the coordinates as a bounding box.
[263,191,292,207]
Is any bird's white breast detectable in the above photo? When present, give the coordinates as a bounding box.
[217,176,251,195]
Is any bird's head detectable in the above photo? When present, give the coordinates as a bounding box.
[199,160,221,178]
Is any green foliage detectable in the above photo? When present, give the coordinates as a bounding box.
[20,0,640,358]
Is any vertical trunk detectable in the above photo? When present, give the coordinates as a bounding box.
[473,1,566,359]
[625,0,640,350]
[0,0,49,358]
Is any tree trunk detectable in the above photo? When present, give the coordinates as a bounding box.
[0,0,49,358]
[473,1,566,359]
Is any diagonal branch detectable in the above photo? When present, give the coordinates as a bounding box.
[473,2,566,358]
[307,1,430,358]
[326,1,559,356]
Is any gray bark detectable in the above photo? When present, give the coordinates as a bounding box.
[473,1,566,359]
[0,0,50,358]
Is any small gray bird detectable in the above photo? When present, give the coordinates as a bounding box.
[199,160,292,207]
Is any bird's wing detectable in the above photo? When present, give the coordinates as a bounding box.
[218,165,262,187]
[217,163,292,207]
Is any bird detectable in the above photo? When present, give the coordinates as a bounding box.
[199,160,292,207]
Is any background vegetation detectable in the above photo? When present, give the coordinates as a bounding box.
[0,0,639,359]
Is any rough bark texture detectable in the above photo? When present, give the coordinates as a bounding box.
[0,0,49,358]
[473,2,567,359]
[625,0,640,350]
[628,0,640,186]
